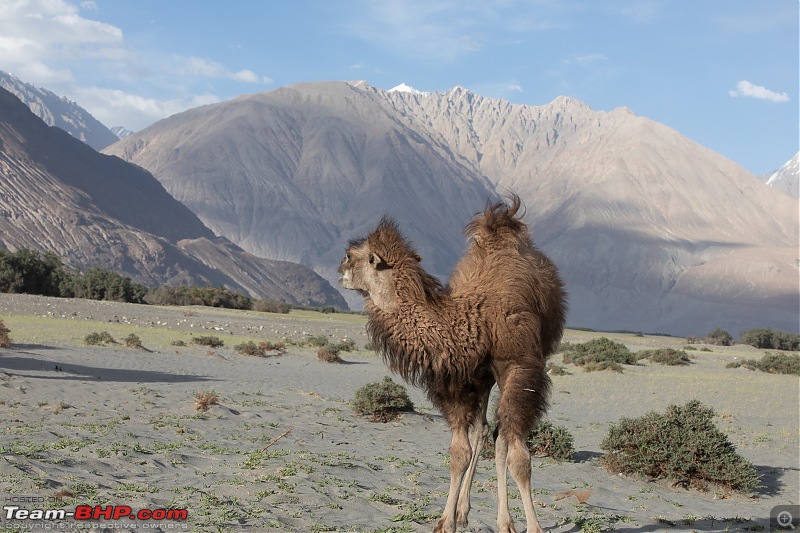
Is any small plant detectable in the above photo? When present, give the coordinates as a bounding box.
[546,362,571,376]
[636,348,691,366]
[0,319,10,348]
[561,337,636,371]
[84,331,116,346]
[171,340,186,347]
[123,333,143,349]
[527,419,575,462]
[192,335,224,348]
[600,400,759,493]
[194,390,220,412]
[318,345,343,363]
[305,335,329,347]
[333,339,357,352]
[352,377,414,422]
[234,340,286,357]
[726,352,800,375]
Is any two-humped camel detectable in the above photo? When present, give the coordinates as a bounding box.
[338,194,567,533]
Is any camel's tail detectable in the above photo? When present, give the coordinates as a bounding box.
[464,193,527,241]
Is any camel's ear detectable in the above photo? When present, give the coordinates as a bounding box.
[368,252,385,268]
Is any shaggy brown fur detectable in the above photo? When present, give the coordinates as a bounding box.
[338,194,567,533]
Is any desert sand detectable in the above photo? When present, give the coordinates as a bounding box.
[0,293,797,532]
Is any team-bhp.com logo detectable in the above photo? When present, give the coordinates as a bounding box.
[4,504,188,522]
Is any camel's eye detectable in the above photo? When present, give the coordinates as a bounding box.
[344,253,351,262]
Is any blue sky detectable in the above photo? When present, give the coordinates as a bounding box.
[1,0,797,175]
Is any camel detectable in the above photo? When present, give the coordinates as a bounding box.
[338,194,567,533]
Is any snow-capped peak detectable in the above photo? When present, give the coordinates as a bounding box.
[388,83,426,95]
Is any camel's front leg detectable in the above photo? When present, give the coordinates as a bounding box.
[434,424,470,533]
[456,389,491,526]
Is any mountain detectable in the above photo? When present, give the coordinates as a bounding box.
[111,126,136,140]
[760,153,799,199]
[103,81,799,336]
[0,87,346,308]
[0,71,119,151]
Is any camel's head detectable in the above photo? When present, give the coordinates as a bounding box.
[337,217,421,311]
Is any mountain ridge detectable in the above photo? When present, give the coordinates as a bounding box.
[0,86,346,308]
[103,80,799,335]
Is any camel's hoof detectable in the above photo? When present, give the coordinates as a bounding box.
[432,519,454,533]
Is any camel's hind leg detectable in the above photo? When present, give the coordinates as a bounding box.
[495,366,550,533]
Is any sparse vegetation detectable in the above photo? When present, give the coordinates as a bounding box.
[561,338,636,371]
[233,340,286,357]
[636,348,691,366]
[352,377,414,422]
[527,419,575,462]
[704,328,733,346]
[317,344,344,363]
[194,390,220,412]
[122,333,143,349]
[600,400,759,493]
[739,327,800,351]
[304,335,329,347]
[0,319,10,348]
[145,286,252,310]
[191,335,224,348]
[726,352,800,375]
[84,331,117,346]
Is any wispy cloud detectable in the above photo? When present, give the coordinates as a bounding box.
[563,53,608,65]
[173,56,271,84]
[729,80,789,103]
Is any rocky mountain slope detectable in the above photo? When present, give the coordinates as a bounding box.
[761,152,799,199]
[0,71,120,151]
[104,81,799,336]
[0,87,346,308]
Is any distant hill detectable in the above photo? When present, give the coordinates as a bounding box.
[0,87,346,308]
[104,81,799,336]
[0,70,119,151]
[760,152,799,199]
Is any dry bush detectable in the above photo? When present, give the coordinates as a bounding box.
[234,340,286,357]
[317,344,343,363]
[636,348,691,366]
[84,331,116,346]
[123,333,143,349]
[192,335,224,348]
[561,337,636,371]
[726,352,800,375]
[194,390,219,412]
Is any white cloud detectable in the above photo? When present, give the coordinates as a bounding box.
[72,86,221,130]
[172,56,271,84]
[729,80,789,103]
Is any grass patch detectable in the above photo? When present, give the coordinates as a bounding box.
[726,352,800,375]
[352,377,414,422]
[600,400,759,493]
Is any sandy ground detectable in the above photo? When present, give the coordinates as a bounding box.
[0,293,797,532]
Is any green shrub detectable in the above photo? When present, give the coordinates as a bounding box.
[527,420,575,462]
[145,286,251,310]
[304,335,329,347]
[252,299,292,314]
[67,268,147,303]
[234,340,286,356]
[546,362,571,376]
[352,376,414,422]
[636,348,691,366]
[192,335,224,348]
[84,332,117,346]
[483,419,575,462]
[333,339,356,352]
[123,333,143,349]
[726,352,800,375]
[317,345,343,363]
[739,327,800,351]
[0,248,70,297]
[600,400,759,493]
[705,328,733,346]
[0,319,10,348]
[561,337,636,370]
